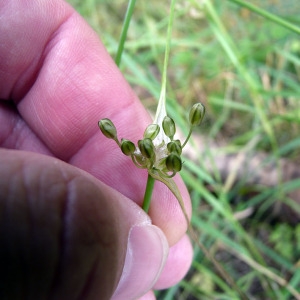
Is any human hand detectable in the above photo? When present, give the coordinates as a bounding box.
[0,1,193,299]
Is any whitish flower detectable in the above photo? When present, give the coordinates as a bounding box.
[98,95,205,179]
[98,93,205,215]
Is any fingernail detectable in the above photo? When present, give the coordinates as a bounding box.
[111,224,169,300]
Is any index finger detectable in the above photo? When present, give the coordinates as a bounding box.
[0,0,191,245]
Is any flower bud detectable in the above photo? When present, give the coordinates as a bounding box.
[138,138,155,159]
[162,116,176,139]
[189,103,205,127]
[98,118,118,140]
[144,124,160,140]
[167,140,182,155]
[166,153,182,172]
[121,139,136,156]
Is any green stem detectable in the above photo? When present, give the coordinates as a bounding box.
[142,174,156,213]
[160,0,176,96]
[142,1,176,213]
[153,0,177,125]
[115,0,137,67]
[182,127,193,148]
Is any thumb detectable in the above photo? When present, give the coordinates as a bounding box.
[0,149,168,300]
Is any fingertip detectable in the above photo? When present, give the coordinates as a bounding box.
[112,225,168,300]
[153,234,193,290]
[137,290,156,300]
[149,176,192,246]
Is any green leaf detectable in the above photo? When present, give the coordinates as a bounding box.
[148,169,190,228]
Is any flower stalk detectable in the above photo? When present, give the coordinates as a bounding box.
[98,101,205,213]
[142,174,156,213]
[98,0,205,214]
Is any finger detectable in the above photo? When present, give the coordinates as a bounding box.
[153,234,193,290]
[0,102,53,155]
[134,236,193,299]
[137,290,156,300]
[0,149,169,300]
[0,0,191,245]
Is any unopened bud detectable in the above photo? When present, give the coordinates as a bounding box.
[189,103,205,127]
[144,124,160,140]
[166,153,182,172]
[98,118,118,139]
[162,116,176,139]
[138,138,155,159]
[167,140,182,155]
[121,139,136,156]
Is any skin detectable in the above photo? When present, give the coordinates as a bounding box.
[0,1,193,299]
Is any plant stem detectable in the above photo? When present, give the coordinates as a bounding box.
[142,0,176,213]
[142,174,155,213]
[182,128,193,148]
[153,0,177,126]
[115,0,136,67]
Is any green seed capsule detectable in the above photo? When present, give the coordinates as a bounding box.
[162,116,176,139]
[138,138,155,159]
[166,153,182,172]
[98,118,118,139]
[167,140,182,155]
[144,124,160,140]
[121,139,136,156]
[189,103,205,127]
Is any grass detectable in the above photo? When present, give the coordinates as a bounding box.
[66,0,300,298]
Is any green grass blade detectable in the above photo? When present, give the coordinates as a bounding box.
[227,0,300,35]
[115,0,136,66]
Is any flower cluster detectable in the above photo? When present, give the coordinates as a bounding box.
[98,103,205,178]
